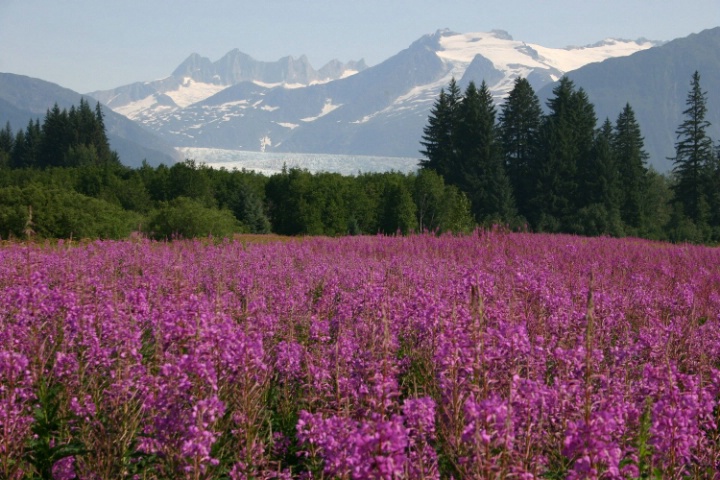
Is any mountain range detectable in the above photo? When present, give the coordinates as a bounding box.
[2,28,719,172]
[87,29,661,161]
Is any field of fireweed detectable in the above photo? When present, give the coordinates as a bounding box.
[2,232,720,479]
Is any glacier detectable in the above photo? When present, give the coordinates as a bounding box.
[178,148,420,176]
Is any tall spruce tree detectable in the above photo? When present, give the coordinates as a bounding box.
[0,122,13,154]
[0,122,13,169]
[419,78,462,183]
[458,81,515,224]
[38,103,72,168]
[577,118,623,235]
[530,77,596,231]
[571,88,598,211]
[587,120,621,208]
[11,120,41,169]
[613,103,649,230]
[671,71,715,228]
[499,77,542,221]
[92,101,115,166]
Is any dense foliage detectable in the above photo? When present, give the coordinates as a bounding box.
[2,232,720,478]
[0,105,474,239]
[421,73,720,242]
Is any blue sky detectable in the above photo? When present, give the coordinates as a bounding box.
[1,0,718,93]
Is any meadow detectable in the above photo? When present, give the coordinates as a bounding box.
[1,231,720,479]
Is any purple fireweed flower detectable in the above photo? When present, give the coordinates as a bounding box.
[0,349,35,472]
[275,340,305,383]
[297,396,439,479]
[51,456,77,480]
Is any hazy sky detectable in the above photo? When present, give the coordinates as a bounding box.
[1,0,718,93]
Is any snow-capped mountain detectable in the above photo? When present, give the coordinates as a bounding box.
[91,29,659,161]
[90,50,366,122]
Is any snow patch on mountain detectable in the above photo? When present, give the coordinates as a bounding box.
[437,30,654,70]
[340,69,360,79]
[301,99,342,122]
[435,30,656,97]
[219,100,249,109]
[530,38,657,72]
[115,95,172,119]
[165,78,227,108]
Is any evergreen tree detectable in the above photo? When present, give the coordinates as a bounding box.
[68,99,92,149]
[0,122,13,169]
[613,103,649,230]
[39,104,72,168]
[216,173,271,234]
[11,120,41,169]
[530,77,596,231]
[458,81,515,224]
[265,166,307,235]
[0,122,13,155]
[588,120,621,209]
[572,119,623,236]
[419,78,462,183]
[10,129,27,169]
[529,78,576,230]
[499,77,542,221]
[671,71,715,229]
[92,101,115,165]
[642,169,673,240]
[570,87,598,210]
[379,175,417,234]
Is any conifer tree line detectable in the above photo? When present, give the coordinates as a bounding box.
[0,99,120,170]
[0,99,475,240]
[420,72,720,242]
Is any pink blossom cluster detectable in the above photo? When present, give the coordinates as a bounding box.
[1,232,720,478]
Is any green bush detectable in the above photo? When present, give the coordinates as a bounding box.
[143,196,245,240]
[0,184,140,239]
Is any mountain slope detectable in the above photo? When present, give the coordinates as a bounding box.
[100,29,657,161]
[0,73,179,167]
[537,27,720,172]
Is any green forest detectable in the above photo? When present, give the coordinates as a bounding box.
[420,72,720,243]
[0,73,718,243]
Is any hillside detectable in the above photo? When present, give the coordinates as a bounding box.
[538,27,720,172]
[0,73,179,167]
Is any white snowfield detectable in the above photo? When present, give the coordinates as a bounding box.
[435,31,655,96]
[178,148,420,176]
[301,99,343,122]
[436,32,654,72]
[166,77,227,108]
